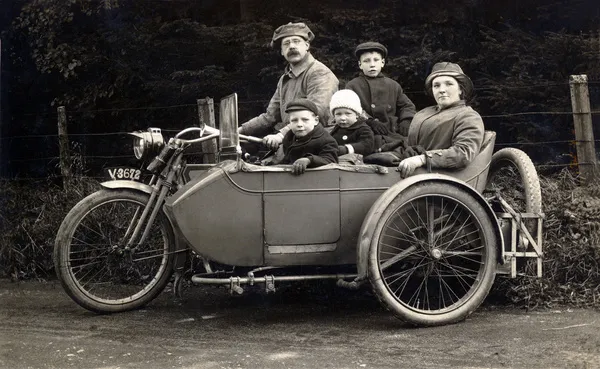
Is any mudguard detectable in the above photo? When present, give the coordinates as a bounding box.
[355,173,504,281]
[100,180,189,272]
[100,180,153,194]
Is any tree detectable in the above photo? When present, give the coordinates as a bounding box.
[3,0,600,176]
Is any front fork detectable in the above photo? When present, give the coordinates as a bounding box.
[125,153,184,252]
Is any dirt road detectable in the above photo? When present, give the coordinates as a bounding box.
[1,280,599,369]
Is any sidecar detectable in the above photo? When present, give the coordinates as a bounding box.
[54,93,543,327]
[162,94,543,326]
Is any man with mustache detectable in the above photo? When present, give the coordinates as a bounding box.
[238,22,339,151]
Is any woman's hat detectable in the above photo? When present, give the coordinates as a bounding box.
[425,62,474,100]
[271,22,315,48]
[329,89,363,115]
[354,41,388,59]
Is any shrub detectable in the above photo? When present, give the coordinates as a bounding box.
[490,169,600,308]
[0,177,99,280]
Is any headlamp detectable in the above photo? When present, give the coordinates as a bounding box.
[129,128,165,160]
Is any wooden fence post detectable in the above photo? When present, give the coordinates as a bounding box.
[197,97,218,164]
[569,74,598,184]
[57,106,73,190]
[0,38,3,178]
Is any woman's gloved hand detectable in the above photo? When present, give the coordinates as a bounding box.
[292,158,311,175]
[397,154,426,178]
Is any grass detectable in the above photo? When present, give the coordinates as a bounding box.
[0,177,100,280]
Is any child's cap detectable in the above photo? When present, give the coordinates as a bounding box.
[330,90,363,116]
[285,98,319,116]
[355,41,388,59]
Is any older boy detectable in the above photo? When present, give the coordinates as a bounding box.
[281,99,338,175]
[345,41,416,139]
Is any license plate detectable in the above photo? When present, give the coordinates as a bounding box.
[104,167,143,181]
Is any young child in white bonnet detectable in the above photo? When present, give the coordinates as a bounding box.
[328,89,375,164]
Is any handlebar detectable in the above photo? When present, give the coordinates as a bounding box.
[175,127,204,139]
[174,126,220,144]
[239,134,263,144]
[171,126,263,146]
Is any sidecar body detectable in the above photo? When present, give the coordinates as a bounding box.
[164,136,497,269]
[164,93,507,270]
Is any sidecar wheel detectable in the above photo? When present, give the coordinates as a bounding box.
[485,147,542,232]
[54,189,175,313]
[368,182,498,327]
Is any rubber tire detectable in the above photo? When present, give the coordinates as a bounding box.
[486,148,542,215]
[368,181,498,327]
[54,189,175,313]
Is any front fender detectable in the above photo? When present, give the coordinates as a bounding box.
[100,180,189,271]
[355,173,504,281]
[100,180,153,194]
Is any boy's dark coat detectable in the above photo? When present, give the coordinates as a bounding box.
[282,124,338,166]
[345,73,416,136]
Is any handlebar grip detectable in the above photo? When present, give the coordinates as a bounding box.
[239,134,263,144]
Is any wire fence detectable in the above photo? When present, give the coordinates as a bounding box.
[2,79,599,180]
[9,80,600,117]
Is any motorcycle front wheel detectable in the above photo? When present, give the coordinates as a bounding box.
[54,189,175,313]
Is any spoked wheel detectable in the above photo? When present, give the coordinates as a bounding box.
[485,148,541,219]
[368,182,498,326]
[54,189,175,313]
[485,148,541,255]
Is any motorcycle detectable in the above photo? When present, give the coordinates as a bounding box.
[54,93,544,326]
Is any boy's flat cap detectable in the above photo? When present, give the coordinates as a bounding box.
[285,98,319,116]
[355,42,388,59]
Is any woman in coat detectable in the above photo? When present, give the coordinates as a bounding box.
[398,62,484,178]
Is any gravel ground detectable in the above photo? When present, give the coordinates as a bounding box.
[1,280,599,369]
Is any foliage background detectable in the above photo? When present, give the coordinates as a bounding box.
[1,0,600,178]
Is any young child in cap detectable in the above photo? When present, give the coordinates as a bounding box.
[345,41,416,143]
[328,90,375,163]
[281,98,338,175]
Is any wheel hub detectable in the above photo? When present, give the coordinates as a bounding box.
[110,244,132,257]
[430,248,442,260]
